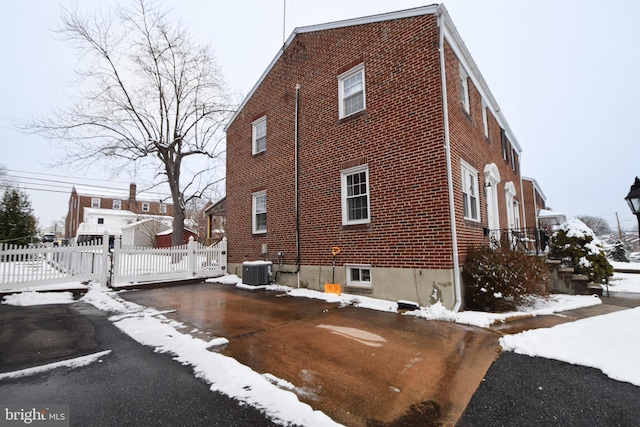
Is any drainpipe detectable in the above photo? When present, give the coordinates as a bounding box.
[295,83,301,286]
[274,83,302,286]
[438,10,462,312]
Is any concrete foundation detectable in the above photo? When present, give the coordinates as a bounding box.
[228,262,457,309]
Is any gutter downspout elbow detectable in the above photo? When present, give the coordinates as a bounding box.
[438,11,462,313]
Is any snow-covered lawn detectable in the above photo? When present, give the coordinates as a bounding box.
[2,270,639,426]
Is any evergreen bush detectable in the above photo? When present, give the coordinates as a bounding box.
[608,240,629,263]
[549,217,613,283]
[462,243,549,312]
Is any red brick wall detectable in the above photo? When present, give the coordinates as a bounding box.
[226,13,523,270]
[522,178,546,229]
[442,41,523,263]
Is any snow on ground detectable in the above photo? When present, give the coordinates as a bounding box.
[500,307,640,386]
[0,350,112,380]
[2,271,639,423]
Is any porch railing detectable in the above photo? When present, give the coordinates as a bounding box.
[485,227,549,255]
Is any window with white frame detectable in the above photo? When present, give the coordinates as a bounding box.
[459,64,470,114]
[91,198,100,208]
[338,64,366,118]
[160,203,167,214]
[341,165,370,225]
[461,161,480,221]
[112,200,121,210]
[482,100,489,138]
[252,190,267,234]
[346,264,372,289]
[252,116,267,154]
[142,202,150,212]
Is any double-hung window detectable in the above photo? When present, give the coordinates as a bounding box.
[482,100,489,138]
[160,203,167,214]
[338,65,366,118]
[142,202,150,212]
[461,161,480,221]
[459,64,470,114]
[252,116,267,154]
[341,165,370,225]
[252,190,267,234]
[91,198,100,208]
[112,199,121,210]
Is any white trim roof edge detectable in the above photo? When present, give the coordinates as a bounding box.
[438,5,522,153]
[225,5,440,131]
[225,3,523,157]
[522,176,547,201]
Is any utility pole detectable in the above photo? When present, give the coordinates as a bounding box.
[615,212,626,247]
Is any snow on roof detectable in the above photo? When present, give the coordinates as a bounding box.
[538,209,567,226]
[73,184,172,204]
[83,208,137,218]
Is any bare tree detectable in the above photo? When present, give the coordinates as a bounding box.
[577,216,612,237]
[28,0,233,247]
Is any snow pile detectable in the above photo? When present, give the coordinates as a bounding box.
[2,291,75,306]
[406,294,602,328]
[500,307,640,386]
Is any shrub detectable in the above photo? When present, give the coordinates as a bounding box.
[462,244,549,312]
[608,240,629,263]
[549,217,613,283]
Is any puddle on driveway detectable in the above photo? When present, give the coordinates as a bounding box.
[119,283,501,426]
[317,324,386,347]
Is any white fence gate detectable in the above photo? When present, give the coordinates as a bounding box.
[112,236,227,285]
[0,234,227,289]
[0,239,109,287]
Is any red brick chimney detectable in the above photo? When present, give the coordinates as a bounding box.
[129,183,137,212]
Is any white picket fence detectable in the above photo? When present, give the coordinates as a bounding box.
[0,234,227,289]
[112,236,227,284]
[0,239,110,287]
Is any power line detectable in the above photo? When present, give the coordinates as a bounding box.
[5,169,130,186]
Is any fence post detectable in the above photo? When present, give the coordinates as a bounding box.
[187,236,197,276]
[100,232,110,288]
[112,235,121,287]
[220,237,227,273]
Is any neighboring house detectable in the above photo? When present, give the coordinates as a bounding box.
[225,5,545,309]
[203,197,226,245]
[522,177,547,230]
[155,228,199,248]
[121,218,171,247]
[75,208,173,245]
[65,183,174,241]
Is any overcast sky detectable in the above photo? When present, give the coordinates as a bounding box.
[1,0,639,232]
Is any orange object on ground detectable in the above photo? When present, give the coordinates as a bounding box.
[324,283,341,295]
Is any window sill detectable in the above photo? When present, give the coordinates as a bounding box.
[338,109,367,123]
[252,150,266,158]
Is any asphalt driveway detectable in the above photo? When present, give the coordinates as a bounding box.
[0,302,279,426]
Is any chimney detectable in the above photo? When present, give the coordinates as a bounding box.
[129,183,137,211]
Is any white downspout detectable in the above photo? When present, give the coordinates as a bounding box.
[438,11,462,312]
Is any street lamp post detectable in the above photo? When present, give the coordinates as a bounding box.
[624,177,640,247]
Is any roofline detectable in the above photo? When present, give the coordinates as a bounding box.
[522,176,547,201]
[225,3,522,155]
[225,5,439,131]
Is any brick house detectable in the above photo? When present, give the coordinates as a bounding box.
[225,5,542,309]
[65,183,174,243]
[521,177,547,230]
[202,197,226,245]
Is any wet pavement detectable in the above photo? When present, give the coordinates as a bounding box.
[0,303,279,426]
[120,283,502,426]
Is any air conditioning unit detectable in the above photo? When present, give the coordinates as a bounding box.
[242,261,272,286]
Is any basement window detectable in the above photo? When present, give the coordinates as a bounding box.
[346,264,372,289]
